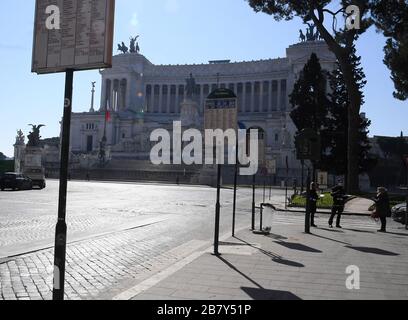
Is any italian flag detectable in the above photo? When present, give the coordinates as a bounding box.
[105,110,111,122]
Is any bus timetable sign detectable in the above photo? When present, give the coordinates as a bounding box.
[32,0,115,74]
[204,88,238,131]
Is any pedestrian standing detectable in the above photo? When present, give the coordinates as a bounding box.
[310,182,319,227]
[329,183,346,229]
[373,187,391,233]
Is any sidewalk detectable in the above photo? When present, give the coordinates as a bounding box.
[125,221,408,300]
[276,197,374,216]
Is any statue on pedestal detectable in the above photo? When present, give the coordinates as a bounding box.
[15,130,25,145]
[185,73,197,101]
[27,124,45,147]
[117,42,129,54]
[130,36,140,53]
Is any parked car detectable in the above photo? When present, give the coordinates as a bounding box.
[0,172,33,191]
[392,202,407,224]
[24,167,46,189]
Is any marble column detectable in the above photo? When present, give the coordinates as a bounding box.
[158,84,163,113]
[251,82,255,113]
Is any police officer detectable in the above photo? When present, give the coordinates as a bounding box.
[329,182,346,228]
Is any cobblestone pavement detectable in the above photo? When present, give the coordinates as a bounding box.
[0,180,264,300]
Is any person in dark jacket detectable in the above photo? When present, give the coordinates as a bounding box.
[374,187,391,233]
[310,182,319,227]
[329,183,346,228]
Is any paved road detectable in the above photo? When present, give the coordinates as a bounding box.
[1,181,394,300]
[0,180,287,300]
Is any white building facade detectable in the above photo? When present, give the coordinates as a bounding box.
[69,40,337,184]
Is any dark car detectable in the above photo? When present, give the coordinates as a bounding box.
[0,172,33,191]
[392,202,407,225]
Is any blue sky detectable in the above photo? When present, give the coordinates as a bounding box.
[0,0,406,157]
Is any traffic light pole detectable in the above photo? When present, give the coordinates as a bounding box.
[53,69,74,300]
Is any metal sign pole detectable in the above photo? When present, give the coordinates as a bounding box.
[214,164,222,255]
[232,138,238,237]
[53,69,74,300]
[251,174,256,230]
[263,179,266,204]
[406,191,408,230]
[305,169,311,234]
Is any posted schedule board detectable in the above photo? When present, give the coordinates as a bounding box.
[32,0,115,74]
[204,98,238,132]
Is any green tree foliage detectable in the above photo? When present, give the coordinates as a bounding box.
[0,152,6,161]
[246,0,372,192]
[371,0,408,100]
[377,135,408,160]
[289,53,331,172]
[290,54,330,131]
[327,46,376,175]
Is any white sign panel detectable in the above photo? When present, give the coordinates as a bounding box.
[317,171,328,188]
[32,0,115,74]
[266,159,277,175]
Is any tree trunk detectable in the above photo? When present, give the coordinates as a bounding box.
[310,13,362,194]
[338,58,362,194]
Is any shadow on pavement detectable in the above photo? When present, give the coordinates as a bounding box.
[311,233,351,246]
[241,287,302,300]
[265,233,288,241]
[219,241,252,247]
[345,246,400,256]
[343,228,376,234]
[274,241,322,253]
[386,232,408,237]
[233,237,305,268]
[271,258,305,268]
[216,255,263,289]
[319,228,345,233]
[216,256,303,300]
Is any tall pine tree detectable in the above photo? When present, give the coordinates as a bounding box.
[327,46,376,179]
[290,53,331,176]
